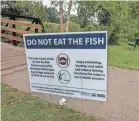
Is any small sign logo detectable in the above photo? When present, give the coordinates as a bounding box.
[57,70,71,84]
[56,53,70,68]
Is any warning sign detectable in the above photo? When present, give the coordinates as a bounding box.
[56,53,70,68]
[24,32,107,101]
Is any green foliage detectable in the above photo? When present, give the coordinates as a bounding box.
[1,1,21,15]
[119,19,139,42]
[64,21,81,32]
[43,22,60,33]
[1,1,47,21]
[70,15,79,24]
[96,5,111,26]
[46,7,59,23]
[16,0,47,21]
[77,1,98,28]
[76,1,139,45]
[43,21,81,32]
[83,23,105,31]
[2,1,139,45]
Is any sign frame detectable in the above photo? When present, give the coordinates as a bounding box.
[23,31,107,102]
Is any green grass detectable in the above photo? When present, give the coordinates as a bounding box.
[108,43,139,70]
[1,83,101,121]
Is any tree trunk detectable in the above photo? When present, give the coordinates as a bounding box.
[59,1,63,32]
[66,0,72,32]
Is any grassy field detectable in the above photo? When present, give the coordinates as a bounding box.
[1,83,101,121]
[108,43,139,70]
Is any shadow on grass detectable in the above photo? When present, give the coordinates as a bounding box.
[121,47,135,51]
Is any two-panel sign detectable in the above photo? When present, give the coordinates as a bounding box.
[24,32,107,101]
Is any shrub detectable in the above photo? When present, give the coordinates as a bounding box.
[43,22,60,33]
[64,21,81,32]
[84,23,104,31]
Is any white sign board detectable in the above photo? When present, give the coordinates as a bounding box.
[24,32,107,101]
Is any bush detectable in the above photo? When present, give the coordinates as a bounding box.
[43,22,60,33]
[43,21,81,33]
[84,23,120,45]
[83,23,105,31]
[64,21,81,32]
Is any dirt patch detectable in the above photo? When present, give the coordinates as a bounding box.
[121,47,134,51]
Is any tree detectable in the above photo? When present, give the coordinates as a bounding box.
[126,2,139,40]
[51,0,64,32]
[76,1,138,44]
[16,0,47,21]
[1,1,21,15]
[70,15,79,24]
[96,5,110,26]
[77,1,98,28]
[59,1,64,32]
[46,7,59,23]
[66,0,72,32]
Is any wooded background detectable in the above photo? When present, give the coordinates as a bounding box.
[1,0,139,45]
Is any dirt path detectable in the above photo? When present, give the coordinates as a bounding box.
[2,66,139,121]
